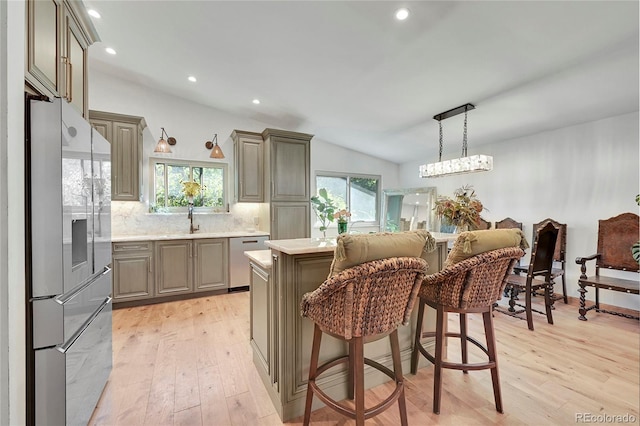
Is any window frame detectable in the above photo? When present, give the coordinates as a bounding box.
[149,157,228,213]
[314,171,381,227]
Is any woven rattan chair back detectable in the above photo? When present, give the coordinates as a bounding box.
[301,257,428,340]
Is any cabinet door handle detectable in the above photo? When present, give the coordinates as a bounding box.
[61,56,70,100]
[149,256,152,273]
[67,61,73,102]
[240,181,243,197]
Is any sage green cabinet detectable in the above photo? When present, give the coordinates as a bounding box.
[25,0,98,117]
[270,202,310,241]
[194,238,228,292]
[112,241,154,302]
[263,129,311,202]
[89,111,147,201]
[232,131,264,203]
[155,240,193,296]
[249,259,274,387]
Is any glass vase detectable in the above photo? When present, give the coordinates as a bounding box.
[338,221,348,235]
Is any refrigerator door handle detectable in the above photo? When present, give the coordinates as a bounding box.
[58,296,112,354]
[56,266,111,305]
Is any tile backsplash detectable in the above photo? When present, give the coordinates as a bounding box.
[111,201,263,236]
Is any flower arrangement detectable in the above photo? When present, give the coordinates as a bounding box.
[181,180,201,199]
[311,188,338,238]
[434,185,484,231]
[333,209,351,224]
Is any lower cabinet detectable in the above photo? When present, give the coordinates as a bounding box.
[112,237,230,305]
[112,241,154,302]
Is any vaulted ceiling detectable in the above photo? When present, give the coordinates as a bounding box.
[87,1,639,164]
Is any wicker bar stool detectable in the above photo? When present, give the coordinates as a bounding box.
[410,247,524,414]
[300,257,428,426]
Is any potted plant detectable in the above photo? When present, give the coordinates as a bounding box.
[434,185,484,232]
[333,209,351,234]
[311,188,338,239]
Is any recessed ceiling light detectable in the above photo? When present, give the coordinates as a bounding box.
[188,76,197,82]
[252,99,260,105]
[395,8,410,20]
[88,9,101,19]
[105,47,116,55]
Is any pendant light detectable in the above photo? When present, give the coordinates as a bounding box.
[205,134,225,159]
[419,103,493,178]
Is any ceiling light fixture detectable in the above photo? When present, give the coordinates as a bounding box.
[395,8,410,20]
[252,99,260,105]
[154,127,176,153]
[205,134,225,159]
[419,103,493,178]
[105,47,116,55]
[87,9,101,18]
[188,76,197,82]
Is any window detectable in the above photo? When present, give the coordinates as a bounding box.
[315,172,380,225]
[150,159,227,212]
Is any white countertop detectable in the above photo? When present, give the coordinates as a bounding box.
[112,231,270,243]
[244,250,272,269]
[265,232,459,255]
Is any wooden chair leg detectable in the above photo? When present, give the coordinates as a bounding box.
[544,283,554,325]
[561,273,568,304]
[411,300,425,374]
[460,313,468,374]
[353,336,365,426]
[433,305,446,414]
[525,285,534,331]
[390,329,408,426]
[303,324,323,426]
[348,340,355,400]
[482,311,503,413]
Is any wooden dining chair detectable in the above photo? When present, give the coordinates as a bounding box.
[495,217,522,230]
[502,220,559,330]
[477,217,492,230]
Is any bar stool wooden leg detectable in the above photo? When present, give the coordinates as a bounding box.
[390,329,408,426]
[482,311,503,413]
[303,324,323,426]
[460,313,468,374]
[353,336,365,426]
[411,300,425,374]
[348,340,355,400]
[433,304,446,414]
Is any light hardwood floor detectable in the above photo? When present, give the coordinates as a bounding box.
[90,292,639,425]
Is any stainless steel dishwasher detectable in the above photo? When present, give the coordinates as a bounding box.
[229,236,269,289]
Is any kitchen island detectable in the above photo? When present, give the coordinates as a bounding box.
[247,234,455,421]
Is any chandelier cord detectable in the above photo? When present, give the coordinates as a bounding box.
[462,109,468,157]
[438,121,443,162]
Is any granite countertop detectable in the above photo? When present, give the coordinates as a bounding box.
[244,250,272,269]
[112,230,270,243]
[265,233,459,255]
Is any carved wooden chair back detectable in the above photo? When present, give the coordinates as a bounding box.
[495,217,522,230]
[533,218,566,264]
[596,212,639,273]
[476,217,492,230]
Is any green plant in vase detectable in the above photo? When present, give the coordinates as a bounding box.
[311,188,337,239]
[333,209,351,235]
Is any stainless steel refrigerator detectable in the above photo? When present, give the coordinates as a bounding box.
[27,97,112,425]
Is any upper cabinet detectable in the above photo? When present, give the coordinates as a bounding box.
[25,0,99,117]
[262,128,312,203]
[232,130,264,203]
[89,110,147,201]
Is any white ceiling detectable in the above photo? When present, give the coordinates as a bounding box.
[86,1,639,164]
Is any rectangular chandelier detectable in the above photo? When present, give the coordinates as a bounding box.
[419,154,493,178]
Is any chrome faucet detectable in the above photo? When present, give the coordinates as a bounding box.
[188,203,199,234]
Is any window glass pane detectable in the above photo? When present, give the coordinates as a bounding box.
[350,177,378,221]
[154,163,165,207]
[316,176,347,210]
[202,167,225,208]
[192,167,203,207]
[167,165,189,207]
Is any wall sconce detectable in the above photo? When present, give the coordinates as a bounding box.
[154,127,176,153]
[205,134,225,159]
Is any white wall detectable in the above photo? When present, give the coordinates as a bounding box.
[400,112,640,310]
[1,1,26,424]
[90,70,400,237]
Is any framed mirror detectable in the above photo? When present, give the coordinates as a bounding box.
[381,187,437,233]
